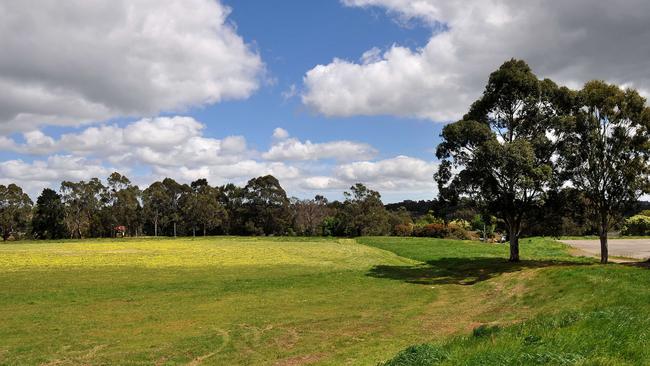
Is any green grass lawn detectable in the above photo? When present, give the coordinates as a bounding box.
[1,236,649,365]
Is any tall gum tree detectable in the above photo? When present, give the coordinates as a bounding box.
[559,81,650,263]
[436,60,570,262]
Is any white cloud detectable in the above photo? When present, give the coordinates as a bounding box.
[7,117,248,168]
[2,118,434,201]
[303,0,650,122]
[272,127,290,140]
[335,155,436,191]
[0,0,263,131]
[0,155,112,196]
[263,136,377,162]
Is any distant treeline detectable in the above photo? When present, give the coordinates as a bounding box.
[1,172,648,241]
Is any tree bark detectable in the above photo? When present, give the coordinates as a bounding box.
[599,210,609,264]
[203,224,206,237]
[154,219,158,237]
[508,221,520,262]
[173,222,177,238]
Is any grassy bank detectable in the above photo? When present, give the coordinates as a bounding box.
[367,237,650,365]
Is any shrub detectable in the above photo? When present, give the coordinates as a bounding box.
[393,223,413,237]
[621,215,650,236]
[379,344,447,366]
[413,223,448,238]
[447,223,472,240]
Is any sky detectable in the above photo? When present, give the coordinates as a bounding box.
[1,0,650,203]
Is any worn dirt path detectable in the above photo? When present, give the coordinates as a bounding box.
[561,239,650,260]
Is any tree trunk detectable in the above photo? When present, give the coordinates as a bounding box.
[508,222,520,262]
[173,222,177,238]
[203,224,206,237]
[192,227,196,237]
[154,219,158,237]
[599,231,608,264]
[599,211,609,264]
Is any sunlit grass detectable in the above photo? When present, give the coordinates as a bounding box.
[0,236,414,271]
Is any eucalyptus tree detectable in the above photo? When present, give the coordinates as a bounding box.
[60,178,105,238]
[0,184,33,240]
[182,179,226,236]
[559,81,650,263]
[32,188,67,239]
[339,183,390,236]
[107,172,141,236]
[242,175,291,235]
[436,60,570,261]
[142,181,166,236]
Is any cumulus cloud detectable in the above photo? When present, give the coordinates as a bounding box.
[6,117,248,167]
[303,0,650,121]
[263,129,377,161]
[2,118,433,200]
[0,0,263,131]
[0,155,113,196]
[272,127,290,140]
[335,155,436,191]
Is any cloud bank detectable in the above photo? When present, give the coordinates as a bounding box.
[0,0,263,131]
[302,0,650,122]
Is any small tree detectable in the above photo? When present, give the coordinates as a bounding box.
[436,60,569,261]
[559,81,650,263]
[0,184,33,240]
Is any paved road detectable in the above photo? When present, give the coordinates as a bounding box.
[561,239,650,260]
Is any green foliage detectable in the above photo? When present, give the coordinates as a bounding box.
[0,183,33,240]
[436,59,568,261]
[638,210,650,217]
[621,215,650,236]
[379,344,447,366]
[558,80,650,261]
[31,188,66,239]
[336,183,390,236]
[181,178,226,236]
[242,175,292,235]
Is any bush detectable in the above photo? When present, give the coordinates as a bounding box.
[409,222,473,240]
[413,223,448,238]
[447,223,472,240]
[379,344,447,366]
[393,223,413,237]
[621,215,650,236]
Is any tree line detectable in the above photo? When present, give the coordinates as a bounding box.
[0,174,398,241]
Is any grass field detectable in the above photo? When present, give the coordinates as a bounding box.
[1,236,649,365]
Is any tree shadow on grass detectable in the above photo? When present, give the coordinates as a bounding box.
[367,257,590,286]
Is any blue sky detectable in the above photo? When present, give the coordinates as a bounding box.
[199,0,438,158]
[1,0,649,202]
